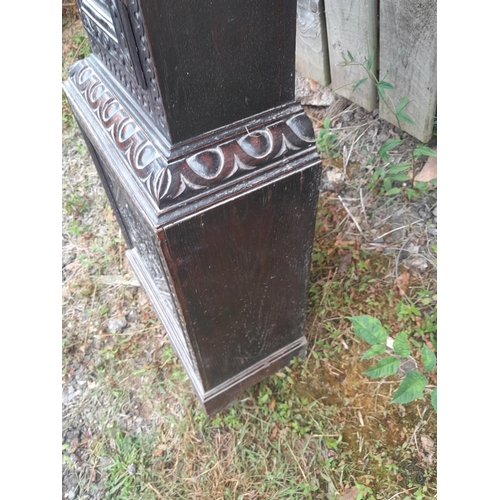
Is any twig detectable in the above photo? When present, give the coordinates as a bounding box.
[68,37,87,68]
[146,483,165,499]
[304,270,335,370]
[394,234,414,277]
[387,488,417,500]
[285,442,308,483]
[359,188,368,225]
[344,122,375,174]
[342,145,348,179]
[373,219,423,242]
[338,195,363,236]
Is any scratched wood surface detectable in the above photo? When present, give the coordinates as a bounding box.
[139,0,297,144]
[379,0,437,142]
[324,0,378,111]
[296,0,331,86]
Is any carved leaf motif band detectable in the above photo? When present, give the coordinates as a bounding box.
[71,61,316,209]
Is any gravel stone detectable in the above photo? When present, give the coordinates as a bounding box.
[108,316,127,333]
[342,111,354,123]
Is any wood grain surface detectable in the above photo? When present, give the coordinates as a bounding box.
[325,0,378,111]
[379,0,437,142]
[296,0,331,86]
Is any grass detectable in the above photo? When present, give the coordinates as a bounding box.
[62,16,437,500]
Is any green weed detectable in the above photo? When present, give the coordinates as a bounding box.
[349,315,437,411]
[340,50,437,200]
[316,117,340,159]
[101,429,157,500]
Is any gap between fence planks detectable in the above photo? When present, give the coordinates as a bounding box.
[379,0,437,142]
[324,0,378,112]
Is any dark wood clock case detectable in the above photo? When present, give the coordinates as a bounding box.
[63,0,321,415]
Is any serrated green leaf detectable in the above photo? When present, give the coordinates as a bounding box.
[378,138,402,160]
[389,173,410,182]
[353,77,368,92]
[393,332,410,358]
[385,187,401,196]
[349,315,387,345]
[421,345,436,371]
[388,162,412,174]
[391,371,427,404]
[361,344,386,360]
[413,145,437,160]
[431,387,437,412]
[347,50,354,62]
[363,357,400,378]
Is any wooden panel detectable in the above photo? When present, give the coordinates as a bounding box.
[139,0,297,144]
[324,0,378,111]
[162,166,321,391]
[296,0,331,86]
[379,0,437,142]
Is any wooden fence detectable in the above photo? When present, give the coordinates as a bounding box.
[296,0,437,143]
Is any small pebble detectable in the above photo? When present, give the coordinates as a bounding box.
[108,316,127,333]
[342,111,354,123]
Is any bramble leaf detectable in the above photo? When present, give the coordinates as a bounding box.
[393,332,410,358]
[349,315,387,345]
[391,370,427,404]
[363,357,400,378]
[361,344,386,360]
[421,345,437,372]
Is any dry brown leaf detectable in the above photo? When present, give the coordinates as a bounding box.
[419,434,436,466]
[341,487,360,500]
[394,271,410,296]
[154,444,169,456]
[338,253,353,275]
[414,153,437,182]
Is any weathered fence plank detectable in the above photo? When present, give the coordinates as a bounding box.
[296,0,331,86]
[324,0,378,111]
[379,0,437,142]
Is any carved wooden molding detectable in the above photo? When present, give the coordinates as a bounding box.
[77,0,168,133]
[68,59,317,210]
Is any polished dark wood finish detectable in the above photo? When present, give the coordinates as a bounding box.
[64,0,320,415]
